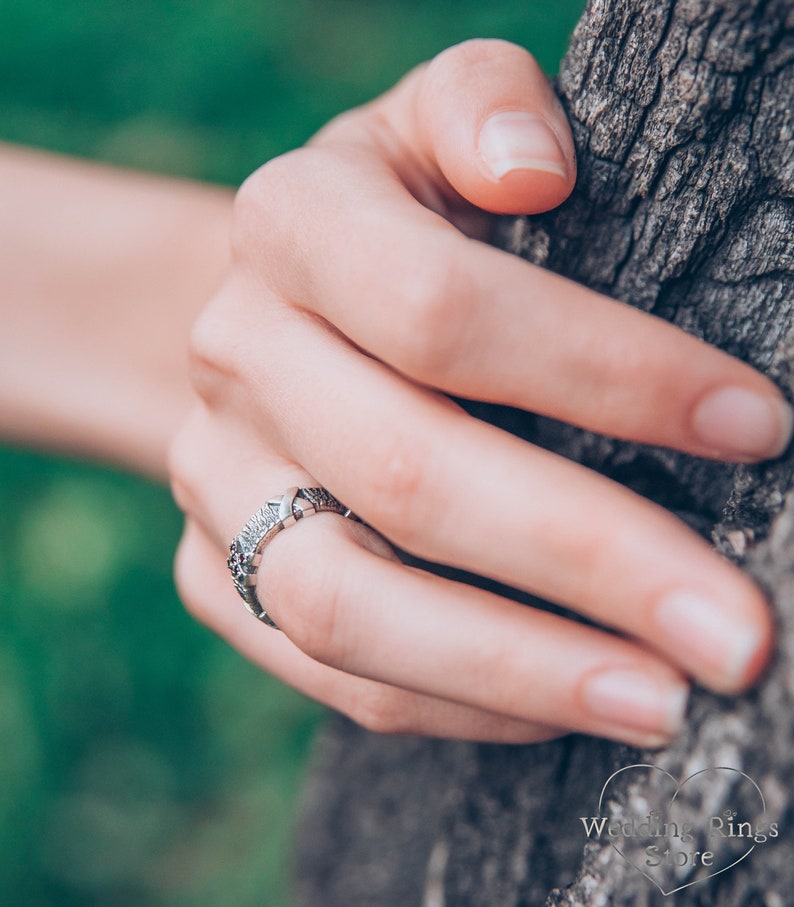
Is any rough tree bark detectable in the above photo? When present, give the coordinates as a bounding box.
[294,2,794,904]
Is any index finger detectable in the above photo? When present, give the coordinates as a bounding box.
[235,151,792,463]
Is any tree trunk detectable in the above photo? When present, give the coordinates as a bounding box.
[294,2,794,904]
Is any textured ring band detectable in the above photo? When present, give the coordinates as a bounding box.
[227,486,359,628]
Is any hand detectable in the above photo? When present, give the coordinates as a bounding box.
[170,40,790,747]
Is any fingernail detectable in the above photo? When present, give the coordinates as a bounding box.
[581,668,688,738]
[655,589,765,689]
[478,112,568,181]
[692,387,794,460]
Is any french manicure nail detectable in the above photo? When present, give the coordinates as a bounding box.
[655,589,765,689]
[692,386,794,460]
[478,111,568,181]
[581,667,688,738]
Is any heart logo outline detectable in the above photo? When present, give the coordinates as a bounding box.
[596,763,766,896]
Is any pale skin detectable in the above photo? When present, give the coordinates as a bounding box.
[0,143,232,477]
[3,40,791,749]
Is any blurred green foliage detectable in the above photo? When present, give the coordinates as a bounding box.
[1,0,584,184]
[0,1,584,904]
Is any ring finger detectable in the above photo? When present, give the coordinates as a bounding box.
[173,446,689,749]
[176,513,568,745]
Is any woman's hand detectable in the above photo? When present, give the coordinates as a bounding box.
[170,40,791,747]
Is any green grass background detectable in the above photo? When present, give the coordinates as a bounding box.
[0,2,585,904]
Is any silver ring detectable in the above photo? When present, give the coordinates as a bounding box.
[227,486,359,628]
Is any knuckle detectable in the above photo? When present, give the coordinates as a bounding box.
[272,545,354,669]
[186,296,239,401]
[231,151,304,265]
[166,407,217,528]
[400,250,458,334]
[575,338,650,430]
[391,248,470,381]
[167,424,200,514]
[363,431,436,550]
[231,167,270,253]
[173,533,216,627]
[347,686,415,736]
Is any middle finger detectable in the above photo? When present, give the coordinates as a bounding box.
[196,300,772,696]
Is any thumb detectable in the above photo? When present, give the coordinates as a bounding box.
[410,39,576,216]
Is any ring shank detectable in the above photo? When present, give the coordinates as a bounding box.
[227,486,359,628]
